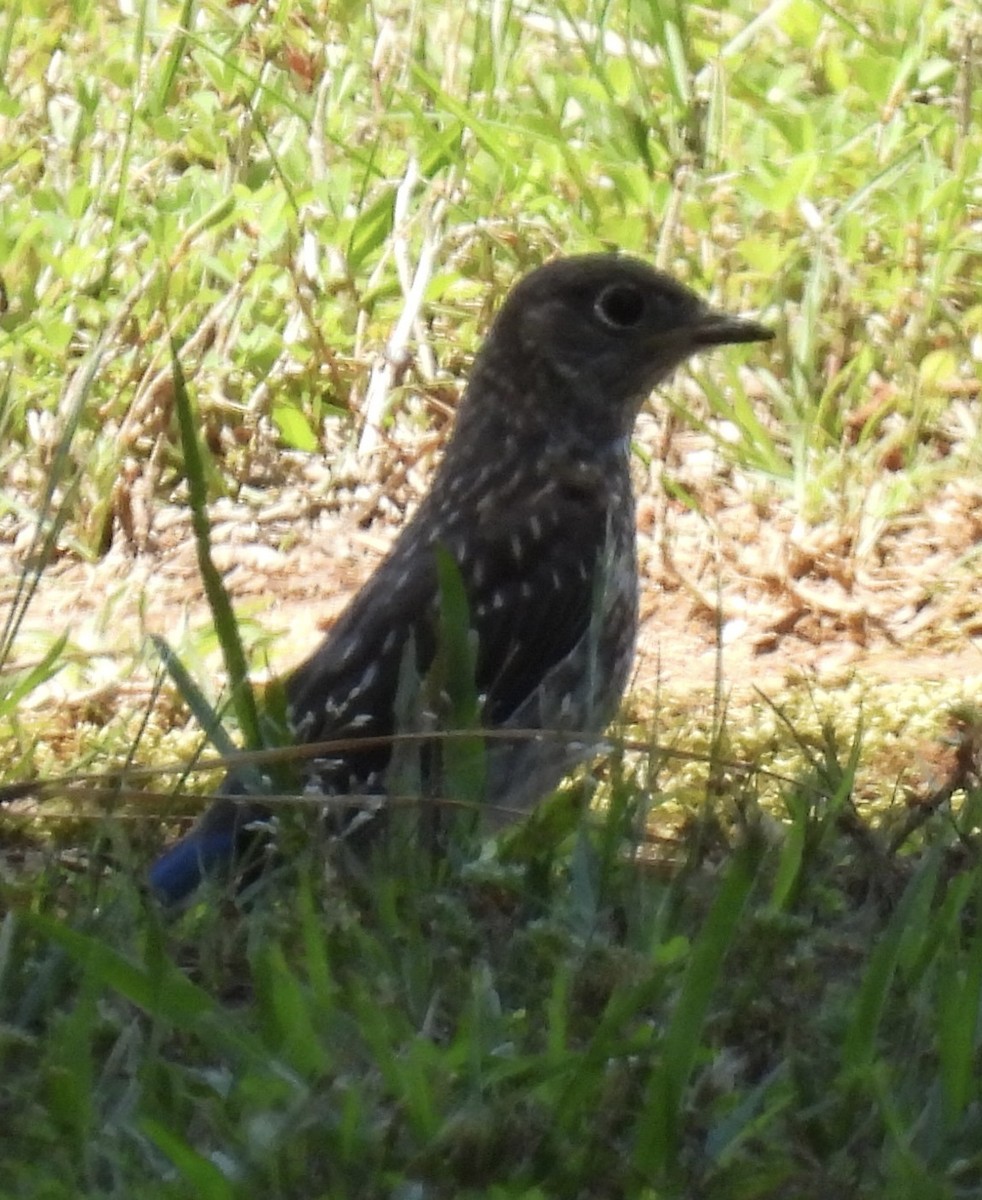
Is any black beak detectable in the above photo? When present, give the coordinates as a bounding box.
[689,308,774,347]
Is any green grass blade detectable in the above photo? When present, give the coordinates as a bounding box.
[0,629,69,716]
[150,633,237,759]
[170,340,262,753]
[433,544,485,809]
[841,852,941,1073]
[937,877,982,1125]
[140,1119,236,1200]
[635,841,759,1178]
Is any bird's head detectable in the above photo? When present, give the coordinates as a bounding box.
[474,253,773,446]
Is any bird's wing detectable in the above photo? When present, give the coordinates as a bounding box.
[283,535,434,787]
[286,458,613,753]
[454,467,612,724]
[149,467,613,905]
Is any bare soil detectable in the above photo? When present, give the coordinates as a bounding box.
[5,415,981,736]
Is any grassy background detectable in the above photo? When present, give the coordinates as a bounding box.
[2,0,982,1195]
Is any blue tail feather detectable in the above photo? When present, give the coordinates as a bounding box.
[148,791,272,905]
[148,827,238,904]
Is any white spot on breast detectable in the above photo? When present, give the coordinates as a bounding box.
[290,710,315,738]
[336,635,361,668]
[346,661,380,704]
[316,757,345,772]
[492,590,505,610]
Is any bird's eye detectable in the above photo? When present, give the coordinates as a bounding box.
[594,283,646,330]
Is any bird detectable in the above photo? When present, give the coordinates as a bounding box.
[149,253,773,903]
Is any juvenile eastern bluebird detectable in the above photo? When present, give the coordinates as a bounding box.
[149,253,772,903]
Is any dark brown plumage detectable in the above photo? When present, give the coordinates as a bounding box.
[150,253,772,902]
